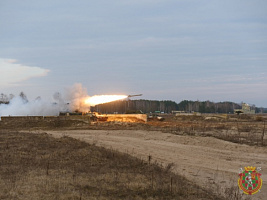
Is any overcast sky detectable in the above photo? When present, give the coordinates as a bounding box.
[0,0,267,107]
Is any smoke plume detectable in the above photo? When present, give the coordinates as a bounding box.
[0,83,92,117]
[0,96,61,117]
[0,83,125,117]
[64,83,90,112]
[0,88,71,117]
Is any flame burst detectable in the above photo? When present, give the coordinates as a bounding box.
[84,95,127,106]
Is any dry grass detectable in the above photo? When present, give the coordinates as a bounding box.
[145,115,267,147]
[1,114,266,147]
[0,131,221,200]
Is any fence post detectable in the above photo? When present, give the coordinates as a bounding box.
[262,121,265,146]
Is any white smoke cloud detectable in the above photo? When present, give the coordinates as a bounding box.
[0,83,125,117]
[0,58,50,87]
[64,83,90,112]
[0,96,60,116]
[0,83,90,117]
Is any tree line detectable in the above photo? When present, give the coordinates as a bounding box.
[1,92,265,114]
[91,99,251,114]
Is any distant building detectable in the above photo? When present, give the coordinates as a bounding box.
[234,103,255,114]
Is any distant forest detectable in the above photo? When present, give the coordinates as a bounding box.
[1,92,266,114]
[92,99,266,114]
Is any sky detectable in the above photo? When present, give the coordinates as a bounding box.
[0,0,267,107]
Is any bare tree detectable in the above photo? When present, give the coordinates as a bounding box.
[19,92,28,103]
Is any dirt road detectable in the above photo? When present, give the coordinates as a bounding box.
[45,130,267,199]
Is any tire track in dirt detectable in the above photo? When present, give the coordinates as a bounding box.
[45,130,267,199]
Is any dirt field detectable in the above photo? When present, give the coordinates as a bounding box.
[45,129,267,200]
[0,131,219,200]
[1,114,266,199]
